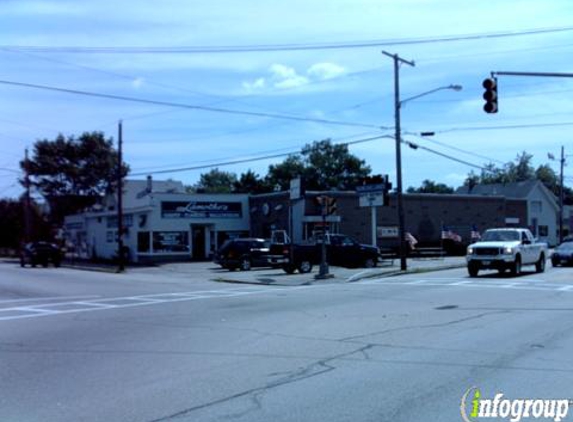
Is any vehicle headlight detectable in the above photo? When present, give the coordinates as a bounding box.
[467,247,474,254]
[504,247,513,254]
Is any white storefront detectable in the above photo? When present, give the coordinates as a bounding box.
[64,179,250,263]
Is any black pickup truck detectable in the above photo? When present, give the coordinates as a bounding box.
[268,232,380,274]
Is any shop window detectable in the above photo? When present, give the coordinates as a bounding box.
[152,231,189,253]
[138,232,150,253]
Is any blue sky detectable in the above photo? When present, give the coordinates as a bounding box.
[1,0,573,199]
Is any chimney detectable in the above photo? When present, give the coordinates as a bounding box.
[146,175,152,193]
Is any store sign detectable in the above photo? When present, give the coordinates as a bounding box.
[161,201,242,219]
[377,226,399,238]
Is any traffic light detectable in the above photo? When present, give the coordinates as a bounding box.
[482,77,498,113]
[326,197,337,215]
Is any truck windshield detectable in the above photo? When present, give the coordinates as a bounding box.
[481,230,520,242]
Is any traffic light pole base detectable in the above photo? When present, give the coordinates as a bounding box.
[314,273,335,280]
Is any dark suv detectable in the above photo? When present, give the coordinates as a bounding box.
[214,238,271,271]
[20,242,63,268]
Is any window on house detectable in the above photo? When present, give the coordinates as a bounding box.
[538,225,548,237]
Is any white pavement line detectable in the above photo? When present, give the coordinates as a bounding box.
[0,295,100,305]
[558,285,573,291]
[405,280,429,285]
[449,281,472,286]
[0,288,287,322]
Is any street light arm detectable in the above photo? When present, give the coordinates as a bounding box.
[400,84,462,106]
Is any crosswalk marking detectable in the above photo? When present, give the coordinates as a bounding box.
[0,287,294,322]
[359,276,573,293]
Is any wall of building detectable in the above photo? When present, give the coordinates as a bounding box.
[250,191,528,250]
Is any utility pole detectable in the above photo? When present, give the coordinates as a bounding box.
[24,148,32,244]
[559,146,565,244]
[383,51,415,271]
[117,120,125,273]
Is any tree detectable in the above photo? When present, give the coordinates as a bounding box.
[21,132,129,223]
[267,139,371,191]
[463,151,573,205]
[407,179,454,194]
[190,168,238,193]
[233,170,270,194]
[266,155,306,191]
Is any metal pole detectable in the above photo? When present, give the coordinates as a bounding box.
[371,204,377,246]
[117,120,125,272]
[318,198,329,277]
[24,148,32,243]
[383,51,414,271]
[560,146,565,244]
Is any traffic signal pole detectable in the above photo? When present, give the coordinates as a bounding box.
[484,71,573,242]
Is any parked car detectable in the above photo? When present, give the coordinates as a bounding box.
[466,228,548,277]
[20,242,63,268]
[213,238,272,271]
[268,231,380,274]
[551,242,573,267]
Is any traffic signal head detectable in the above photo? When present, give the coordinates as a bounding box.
[482,77,498,113]
[326,197,337,215]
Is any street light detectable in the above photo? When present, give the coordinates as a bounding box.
[400,84,463,106]
[383,51,462,271]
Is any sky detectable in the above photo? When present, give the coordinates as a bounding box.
[1,0,573,199]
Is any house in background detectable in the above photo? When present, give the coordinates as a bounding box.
[457,180,559,246]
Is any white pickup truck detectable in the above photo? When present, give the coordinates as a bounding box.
[466,228,548,277]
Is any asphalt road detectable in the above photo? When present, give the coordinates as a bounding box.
[2,261,573,422]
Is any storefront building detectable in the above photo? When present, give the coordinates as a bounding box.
[64,179,250,263]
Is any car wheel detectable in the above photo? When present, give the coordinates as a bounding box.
[283,264,296,274]
[239,257,251,271]
[20,258,25,268]
[364,258,376,268]
[535,254,545,273]
[54,260,61,268]
[298,260,313,273]
[551,259,559,267]
[468,263,479,278]
[511,256,521,277]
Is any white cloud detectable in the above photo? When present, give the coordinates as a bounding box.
[242,77,266,91]
[242,62,347,92]
[307,63,346,80]
[269,64,309,89]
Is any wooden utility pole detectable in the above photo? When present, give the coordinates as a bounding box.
[117,121,125,272]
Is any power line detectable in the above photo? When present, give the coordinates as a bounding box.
[402,140,488,172]
[405,132,505,165]
[2,26,572,53]
[439,121,573,133]
[133,130,381,173]
[130,135,392,176]
[0,79,384,130]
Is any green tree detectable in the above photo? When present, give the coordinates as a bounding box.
[407,179,454,194]
[190,168,238,193]
[463,151,573,205]
[267,139,371,191]
[233,170,270,194]
[21,132,129,223]
[266,155,306,191]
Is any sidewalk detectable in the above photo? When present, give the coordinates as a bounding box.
[212,256,467,286]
